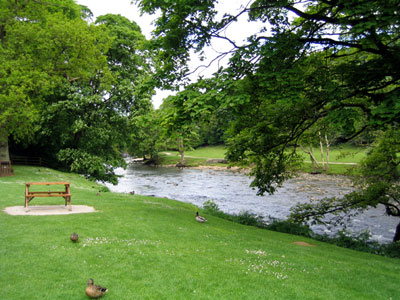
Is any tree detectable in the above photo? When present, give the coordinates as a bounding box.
[158,78,218,166]
[128,110,165,162]
[95,14,154,117]
[31,13,154,183]
[136,0,400,240]
[0,0,110,162]
[158,94,201,167]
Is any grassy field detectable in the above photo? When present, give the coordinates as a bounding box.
[159,145,226,166]
[160,145,368,174]
[1,166,399,299]
[297,144,370,164]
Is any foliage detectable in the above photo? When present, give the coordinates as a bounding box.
[137,0,400,240]
[0,0,110,145]
[95,13,154,117]
[378,242,400,259]
[128,110,165,161]
[265,217,313,238]
[202,199,220,212]
[157,81,217,165]
[4,7,154,183]
[290,129,400,241]
[203,200,266,227]
[315,230,381,254]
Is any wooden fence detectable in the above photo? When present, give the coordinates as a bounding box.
[1,155,51,177]
[10,155,50,167]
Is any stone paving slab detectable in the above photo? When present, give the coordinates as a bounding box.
[3,205,96,216]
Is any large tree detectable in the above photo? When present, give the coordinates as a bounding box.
[136,0,400,240]
[0,0,110,161]
[31,13,154,183]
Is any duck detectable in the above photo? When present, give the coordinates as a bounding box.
[85,278,108,299]
[195,211,207,223]
[70,232,79,243]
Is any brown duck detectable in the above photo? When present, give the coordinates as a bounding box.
[85,278,107,298]
[195,211,207,223]
[70,233,79,242]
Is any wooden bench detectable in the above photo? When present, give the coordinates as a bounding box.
[25,182,71,211]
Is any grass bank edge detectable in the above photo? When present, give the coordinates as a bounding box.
[157,145,365,175]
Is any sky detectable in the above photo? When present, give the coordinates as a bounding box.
[75,0,263,108]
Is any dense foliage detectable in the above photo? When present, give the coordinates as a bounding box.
[137,0,400,240]
[0,0,109,160]
[1,1,154,183]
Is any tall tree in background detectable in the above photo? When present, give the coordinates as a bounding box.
[95,14,154,118]
[136,0,400,240]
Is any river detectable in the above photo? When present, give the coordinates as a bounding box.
[106,163,398,243]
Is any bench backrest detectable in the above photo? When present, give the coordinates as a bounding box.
[26,182,70,185]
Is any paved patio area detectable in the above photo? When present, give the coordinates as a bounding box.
[4,205,96,216]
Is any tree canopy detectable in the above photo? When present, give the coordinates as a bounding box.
[1,1,154,183]
[0,0,109,138]
[137,0,400,240]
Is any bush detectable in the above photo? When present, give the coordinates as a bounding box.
[203,199,220,213]
[265,217,312,238]
[378,242,400,258]
[234,211,266,227]
[98,185,110,193]
[202,200,265,227]
[315,230,381,254]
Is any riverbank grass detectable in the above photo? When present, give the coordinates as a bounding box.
[159,144,367,174]
[1,166,399,299]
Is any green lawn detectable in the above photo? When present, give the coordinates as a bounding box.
[160,144,368,175]
[185,145,226,159]
[160,145,227,166]
[1,166,399,299]
[297,144,370,164]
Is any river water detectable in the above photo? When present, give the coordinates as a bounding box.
[106,163,398,243]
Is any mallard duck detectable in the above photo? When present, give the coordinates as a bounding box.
[70,233,79,243]
[85,278,107,299]
[195,211,207,223]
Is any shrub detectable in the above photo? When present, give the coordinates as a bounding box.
[234,211,266,227]
[98,185,110,193]
[378,242,400,258]
[315,230,380,253]
[265,217,312,238]
[203,199,220,213]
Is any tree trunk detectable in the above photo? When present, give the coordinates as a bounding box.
[394,222,400,242]
[177,137,185,166]
[318,131,326,171]
[300,144,320,173]
[325,134,330,171]
[0,127,10,161]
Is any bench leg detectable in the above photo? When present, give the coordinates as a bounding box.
[64,196,72,211]
[25,185,29,211]
[65,185,72,211]
[25,196,31,212]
